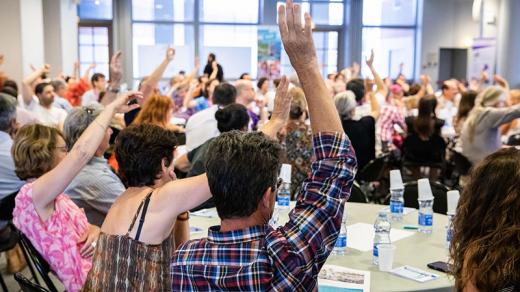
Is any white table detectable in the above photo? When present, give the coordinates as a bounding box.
[189,202,454,292]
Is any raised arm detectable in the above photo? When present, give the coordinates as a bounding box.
[259,76,291,139]
[100,51,123,106]
[279,2,343,134]
[22,64,50,106]
[366,49,388,97]
[81,63,96,84]
[141,48,175,100]
[32,91,142,220]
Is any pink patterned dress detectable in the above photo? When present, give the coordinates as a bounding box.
[12,183,92,292]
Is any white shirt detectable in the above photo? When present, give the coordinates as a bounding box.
[32,104,67,129]
[81,89,100,106]
[257,91,276,112]
[185,105,220,151]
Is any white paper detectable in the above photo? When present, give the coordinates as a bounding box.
[380,206,416,215]
[318,265,371,292]
[390,265,439,283]
[346,223,415,252]
[190,209,219,218]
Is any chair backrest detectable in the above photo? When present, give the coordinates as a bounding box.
[14,273,50,292]
[401,181,450,214]
[349,181,368,203]
[18,233,58,292]
[0,190,18,221]
[401,161,444,182]
[450,150,472,177]
[357,154,392,182]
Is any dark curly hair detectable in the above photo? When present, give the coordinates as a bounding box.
[115,123,177,187]
[450,148,520,291]
[205,131,282,219]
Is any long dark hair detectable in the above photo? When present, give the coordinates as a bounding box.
[450,148,520,291]
[456,90,477,121]
[413,96,437,138]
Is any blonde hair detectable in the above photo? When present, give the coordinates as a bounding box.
[289,87,307,120]
[12,124,64,180]
[134,95,173,128]
[465,86,506,142]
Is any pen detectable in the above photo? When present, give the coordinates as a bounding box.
[403,225,418,230]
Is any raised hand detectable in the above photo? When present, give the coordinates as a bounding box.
[278,0,317,71]
[166,47,175,62]
[109,51,122,84]
[270,75,292,123]
[365,49,374,68]
[42,64,51,74]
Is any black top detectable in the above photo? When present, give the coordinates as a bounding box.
[203,63,224,82]
[405,116,445,136]
[124,108,141,126]
[402,133,446,164]
[341,116,376,171]
[186,138,215,211]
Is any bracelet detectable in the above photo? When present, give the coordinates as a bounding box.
[177,212,189,221]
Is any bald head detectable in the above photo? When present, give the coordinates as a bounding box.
[235,80,256,105]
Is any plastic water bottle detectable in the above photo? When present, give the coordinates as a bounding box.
[276,164,291,210]
[373,212,391,265]
[389,170,404,221]
[445,190,460,249]
[417,179,434,234]
[333,201,348,255]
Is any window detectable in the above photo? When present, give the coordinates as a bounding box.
[132,0,194,21]
[78,0,113,20]
[312,2,344,26]
[78,26,110,77]
[199,0,259,23]
[362,0,418,79]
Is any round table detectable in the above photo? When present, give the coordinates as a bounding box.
[189,202,454,292]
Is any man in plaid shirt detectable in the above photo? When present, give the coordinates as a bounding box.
[171,1,357,290]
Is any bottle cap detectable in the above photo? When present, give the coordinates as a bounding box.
[417,178,434,200]
[279,164,292,183]
[389,169,404,190]
[446,190,460,215]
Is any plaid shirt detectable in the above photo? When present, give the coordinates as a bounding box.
[378,104,407,142]
[171,132,357,291]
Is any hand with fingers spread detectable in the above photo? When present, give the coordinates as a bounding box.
[78,224,100,258]
[278,0,317,71]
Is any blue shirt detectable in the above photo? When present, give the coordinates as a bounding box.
[0,131,24,200]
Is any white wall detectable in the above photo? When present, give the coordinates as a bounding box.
[0,0,24,83]
[20,0,45,77]
[420,0,479,86]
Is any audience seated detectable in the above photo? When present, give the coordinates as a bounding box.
[63,104,125,227]
[461,86,520,164]
[256,77,276,113]
[170,3,356,290]
[235,79,267,130]
[450,148,520,291]
[81,73,105,106]
[403,96,446,164]
[203,53,224,82]
[184,83,237,151]
[50,79,73,112]
[279,87,313,199]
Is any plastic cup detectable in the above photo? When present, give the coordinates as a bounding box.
[389,170,403,190]
[417,178,434,201]
[377,244,396,272]
[279,164,292,183]
[447,190,460,215]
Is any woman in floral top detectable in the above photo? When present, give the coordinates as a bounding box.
[279,87,314,199]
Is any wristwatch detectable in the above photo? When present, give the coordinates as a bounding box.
[107,86,120,94]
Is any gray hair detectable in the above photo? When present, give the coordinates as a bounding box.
[334,90,357,120]
[63,104,103,149]
[0,93,17,132]
[50,79,66,92]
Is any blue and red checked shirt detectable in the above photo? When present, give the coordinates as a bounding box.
[171,132,357,291]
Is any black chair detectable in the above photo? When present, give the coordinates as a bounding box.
[0,224,20,292]
[450,150,472,177]
[401,161,444,182]
[0,191,18,221]
[18,233,58,292]
[348,181,368,203]
[356,153,398,203]
[398,181,450,214]
[14,273,49,292]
